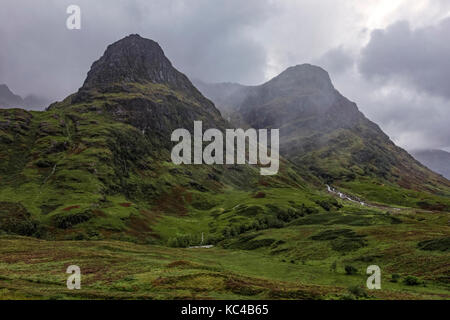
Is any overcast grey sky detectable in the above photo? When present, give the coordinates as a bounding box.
[0,0,449,151]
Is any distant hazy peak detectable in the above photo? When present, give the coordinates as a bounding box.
[266,64,335,92]
[0,84,18,97]
[0,84,24,108]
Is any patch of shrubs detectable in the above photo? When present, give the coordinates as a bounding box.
[314,197,342,211]
[347,285,368,298]
[331,238,367,252]
[191,199,217,210]
[235,205,265,217]
[310,229,355,240]
[35,159,55,168]
[403,276,421,286]
[390,274,400,283]
[417,237,450,252]
[167,234,201,248]
[345,265,358,275]
[311,229,367,252]
[390,216,403,224]
[290,213,334,226]
[52,210,94,229]
[266,204,307,223]
[0,202,40,236]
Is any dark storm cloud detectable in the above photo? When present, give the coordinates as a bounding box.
[359,18,450,100]
[0,0,271,101]
[0,1,448,152]
[357,86,450,151]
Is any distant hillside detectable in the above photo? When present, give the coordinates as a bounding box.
[0,84,50,109]
[195,65,450,207]
[0,34,306,241]
[0,84,23,107]
[412,149,450,179]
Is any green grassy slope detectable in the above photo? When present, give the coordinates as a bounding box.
[0,36,448,300]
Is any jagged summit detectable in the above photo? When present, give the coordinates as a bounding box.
[260,64,336,101]
[54,34,225,138]
[80,34,193,92]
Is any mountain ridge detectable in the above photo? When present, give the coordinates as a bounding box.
[0,35,449,247]
[195,64,450,206]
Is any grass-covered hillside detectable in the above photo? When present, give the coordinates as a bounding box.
[0,35,448,300]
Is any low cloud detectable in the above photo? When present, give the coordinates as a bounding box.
[314,47,354,75]
[359,18,450,99]
[0,0,272,100]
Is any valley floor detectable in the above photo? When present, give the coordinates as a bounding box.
[0,232,448,300]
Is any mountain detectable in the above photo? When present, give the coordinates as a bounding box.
[0,84,24,107]
[0,35,449,300]
[0,84,50,109]
[412,149,450,179]
[0,34,305,241]
[60,34,227,143]
[196,64,450,208]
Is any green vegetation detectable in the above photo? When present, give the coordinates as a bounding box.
[0,66,449,300]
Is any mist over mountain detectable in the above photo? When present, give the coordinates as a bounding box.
[0,34,295,241]
[0,84,24,107]
[412,149,450,179]
[195,64,450,201]
[0,84,50,110]
[193,80,248,117]
[1,34,449,300]
[0,34,449,238]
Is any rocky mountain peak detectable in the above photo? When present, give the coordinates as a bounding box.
[266,64,335,93]
[80,34,193,92]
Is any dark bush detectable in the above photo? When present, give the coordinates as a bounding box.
[345,265,358,275]
[331,238,367,252]
[348,285,367,298]
[390,274,400,283]
[311,229,367,252]
[53,210,93,229]
[310,229,355,241]
[0,202,40,236]
[403,276,421,286]
[418,237,450,252]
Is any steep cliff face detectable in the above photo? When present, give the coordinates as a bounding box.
[55,34,226,142]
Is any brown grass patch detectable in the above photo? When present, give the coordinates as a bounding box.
[62,205,80,211]
[154,186,192,216]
